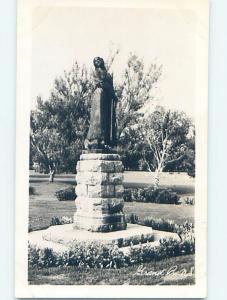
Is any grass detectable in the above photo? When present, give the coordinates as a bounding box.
[29,179,194,231]
[28,255,195,285]
[28,172,195,285]
[124,202,194,224]
[29,181,76,231]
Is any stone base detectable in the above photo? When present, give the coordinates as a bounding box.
[29,224,180,254]
[74,153,127,232]
[41,223,153,247]
[73,212,127,232]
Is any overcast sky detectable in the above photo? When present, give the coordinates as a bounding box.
[32,6,196,117]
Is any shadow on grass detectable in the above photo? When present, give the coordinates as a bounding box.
[29,179,76,185]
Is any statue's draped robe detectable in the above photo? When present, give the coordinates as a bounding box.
[86,69,117,147]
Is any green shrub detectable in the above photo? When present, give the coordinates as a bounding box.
[142,217,177,232]
[29,186,35,195]
[28,232,195,269]
[123,187,179,204]
[50,216,73,226]
[28,245,57,268]
[29,213,195,269]
[123,188,146,202]
[123,189,132,202]
[185,197,195,205]
[55,187,76,201]
[176,222,194,242]
[127,215,194,237]
[32,215,194,270]
[127,213,139,224]
[144,187,179,204]
[134,188,146,202]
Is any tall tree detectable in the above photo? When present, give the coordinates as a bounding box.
[116,54,162,139]
[115,54,162,168]
[138,106,195,189]
[30,62,92,179]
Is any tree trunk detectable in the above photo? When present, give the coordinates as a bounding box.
[49,168,55,183]
[154,167,162,190]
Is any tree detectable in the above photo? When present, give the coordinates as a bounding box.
[138,106,195,189]
[30,53,163,176]
[30,62,93,180]
[115,54,162,167]
[116,54,162,139]
[171,128,195,177]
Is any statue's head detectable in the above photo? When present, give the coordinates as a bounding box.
[93,57,105,70]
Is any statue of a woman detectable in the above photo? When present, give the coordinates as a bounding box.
[85,57,117,151]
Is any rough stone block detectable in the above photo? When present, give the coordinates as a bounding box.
[76,160,124,173]
[87,184,115,198]
[76,171,108,185]
[75,197,124,213]
[74,153,125,232]
[106,198,124,213]
[114,161,124,172]
[80,153,120,161]
[76,184,117,198]
[75,184,88,197]
[115,185,124,198]
[73,212,127,232]
[108,173,123,184]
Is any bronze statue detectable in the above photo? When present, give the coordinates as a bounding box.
[85,57,117,151]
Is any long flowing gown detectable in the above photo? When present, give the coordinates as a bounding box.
[86,71,116,148]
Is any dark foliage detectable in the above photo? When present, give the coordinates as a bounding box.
[28,235,194,269]
[29,186,36,195]
[55,187,76,201]
[123,187,179,204]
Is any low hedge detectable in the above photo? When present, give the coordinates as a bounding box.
[127,213,194,239]
[28,235,195,269]
[28,214,194,269]
[55,187,76,201]
[50,216,73,226]
[123,187,179,204]
[55,186,179,204]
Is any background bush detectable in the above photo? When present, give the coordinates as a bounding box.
[123,187,179,204]
[50,216,73,226]
[127,213,194,237]
[55,187,76,201]
[142,217,177,232]
[29,186,35,195]
[185,196,195,205]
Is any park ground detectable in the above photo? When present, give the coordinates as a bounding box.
[29,171,195,285]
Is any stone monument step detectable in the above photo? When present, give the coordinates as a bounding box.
[29,225,180,254]
[80,153,120,161]
[41,223,153,247]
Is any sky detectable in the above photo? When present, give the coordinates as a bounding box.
[31,6,197,117]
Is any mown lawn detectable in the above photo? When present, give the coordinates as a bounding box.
[29,172,195,285]
[29,179,194,231]
[28,255,195,285]
[29,181,76,231]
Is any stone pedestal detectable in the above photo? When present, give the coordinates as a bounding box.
[29,225,179,254]
[74,153,127,232]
